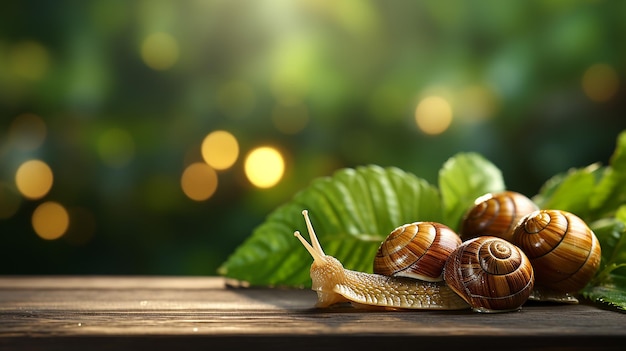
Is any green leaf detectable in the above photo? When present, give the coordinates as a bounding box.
[580,132,626,311]
[589,131,626,217]
[532,163,601,218]
[590,217,626,273]
[438,152,505,231]
[582,274,626,311]
[600,207,626,271]
[218,165,441,287]
[590,168,626,221]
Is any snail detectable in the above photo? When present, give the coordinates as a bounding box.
[460,191,539,242]
[294,209,534,313]
[373,221,461,281]
[444,236,535,313]
[511,209,601,303]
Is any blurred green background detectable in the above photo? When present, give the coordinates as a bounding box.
[0,0,624,275]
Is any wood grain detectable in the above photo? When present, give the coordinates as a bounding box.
[0,276,625,350]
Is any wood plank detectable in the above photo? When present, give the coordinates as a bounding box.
[0,276,625,350]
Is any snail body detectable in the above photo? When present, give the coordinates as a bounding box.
[295,210,534,313]
[460,191,539,242]
[511,209,601,303]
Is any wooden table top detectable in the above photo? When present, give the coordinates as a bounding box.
[1,276,625,350]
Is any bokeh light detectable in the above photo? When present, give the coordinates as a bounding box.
[201,130,239,170]
[1,1,626,278]
[97,128,135,168]
[8,113,47,151]
[181,162,218,201]
[141,32,179,71]
[271,103,309,134]
[32,201,70,240]
[9,41,50,81]
[244,147,285,189]
[582,63,620,103]
[15,160,54,200]
[414,96,453,135]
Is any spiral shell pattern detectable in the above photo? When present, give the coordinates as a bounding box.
[373,222,461,282]
[460,191,539,242]
[512,210,601,293]
[443,236,534,313]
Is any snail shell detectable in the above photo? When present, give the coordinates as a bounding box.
[511,209,601,293]
[443,236,535,313]
[373,222,462,282]
[460,191,539,242]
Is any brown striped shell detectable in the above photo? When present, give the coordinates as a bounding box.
[511,210,601,293]
[443,236,535,313]
[373,222,462,282]
[460,191,539,242]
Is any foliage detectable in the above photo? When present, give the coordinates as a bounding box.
[219,131,626,310]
